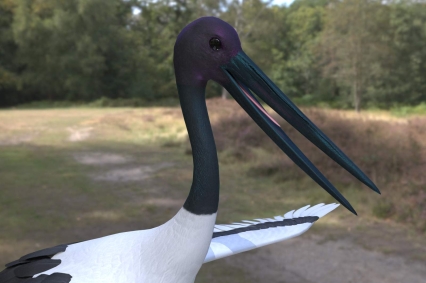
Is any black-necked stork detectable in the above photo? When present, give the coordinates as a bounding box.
[0,17,379,283]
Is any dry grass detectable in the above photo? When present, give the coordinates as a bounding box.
[0,101,425,282]
[205,98,426,231]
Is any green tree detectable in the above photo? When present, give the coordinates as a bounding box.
[269,1,326,102]
[371,1,426,106]
[1,0,425,108]
[13,0,149,101]
[319,0,388,112]
[0,0,19,106]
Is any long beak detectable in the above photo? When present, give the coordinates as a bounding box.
[221,51,380,215]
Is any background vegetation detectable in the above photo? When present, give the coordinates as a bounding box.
[1,0,426,111]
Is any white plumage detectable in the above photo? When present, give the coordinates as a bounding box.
[205,203,339,263]
[34,209,216,283]
[24,203,337,282]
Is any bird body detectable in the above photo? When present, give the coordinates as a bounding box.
[0,16,379,283]
[34,209,216,283]
[0,203,338,283]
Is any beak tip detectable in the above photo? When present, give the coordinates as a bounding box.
[373,187,381,195]
[367,182,381,195]
[341,201,357,216]
[349,206,358,216]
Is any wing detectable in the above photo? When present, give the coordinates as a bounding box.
[204,203,339,263]
[0,244,72,283]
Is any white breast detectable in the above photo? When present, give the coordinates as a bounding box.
[34,208,217,283]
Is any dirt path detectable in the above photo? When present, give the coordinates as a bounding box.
[224,233,426,283]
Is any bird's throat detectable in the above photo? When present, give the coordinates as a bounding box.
[177,84,220,215]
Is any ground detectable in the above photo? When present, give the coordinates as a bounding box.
[0,100,425,282]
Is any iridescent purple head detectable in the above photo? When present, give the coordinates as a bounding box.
[174,17,242,86]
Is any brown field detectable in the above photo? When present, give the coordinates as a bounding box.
[210,99,426,231]
[0,98,425,282]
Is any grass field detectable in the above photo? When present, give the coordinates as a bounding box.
[1,99,425,282]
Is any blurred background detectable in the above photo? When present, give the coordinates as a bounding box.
[0,0,425,282]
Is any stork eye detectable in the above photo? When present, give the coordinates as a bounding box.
[209,38,222,51]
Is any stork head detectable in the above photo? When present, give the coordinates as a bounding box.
[174,17,380,215]
[174,17,242,87]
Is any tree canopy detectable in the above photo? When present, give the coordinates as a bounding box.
[0,0,425,110]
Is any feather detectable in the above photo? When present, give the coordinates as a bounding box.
[204,203,339,263]
[15,260,61,278]
[283,210,295,219]
[0,245,72,283]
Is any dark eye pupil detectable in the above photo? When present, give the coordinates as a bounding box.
[209,38,222,51]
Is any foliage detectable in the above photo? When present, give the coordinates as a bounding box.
[371,2,426,106]
[0,0,425,110]
[15,96,180,108]
[319,0,386,112]
[270,1,325,100]
[0,0,19,106]
[390,102,426,117]
[11,0,151,102]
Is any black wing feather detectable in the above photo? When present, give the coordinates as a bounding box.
[37,273,71,283]
[0,245,71,283]
[212,215,319,238]
[20,246,67,261]
[14,260,61,278]
[5,245,67,269]
[4,260,30,269]
[24,275,48,283]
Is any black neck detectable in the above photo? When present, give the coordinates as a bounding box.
[177,84,220,215]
